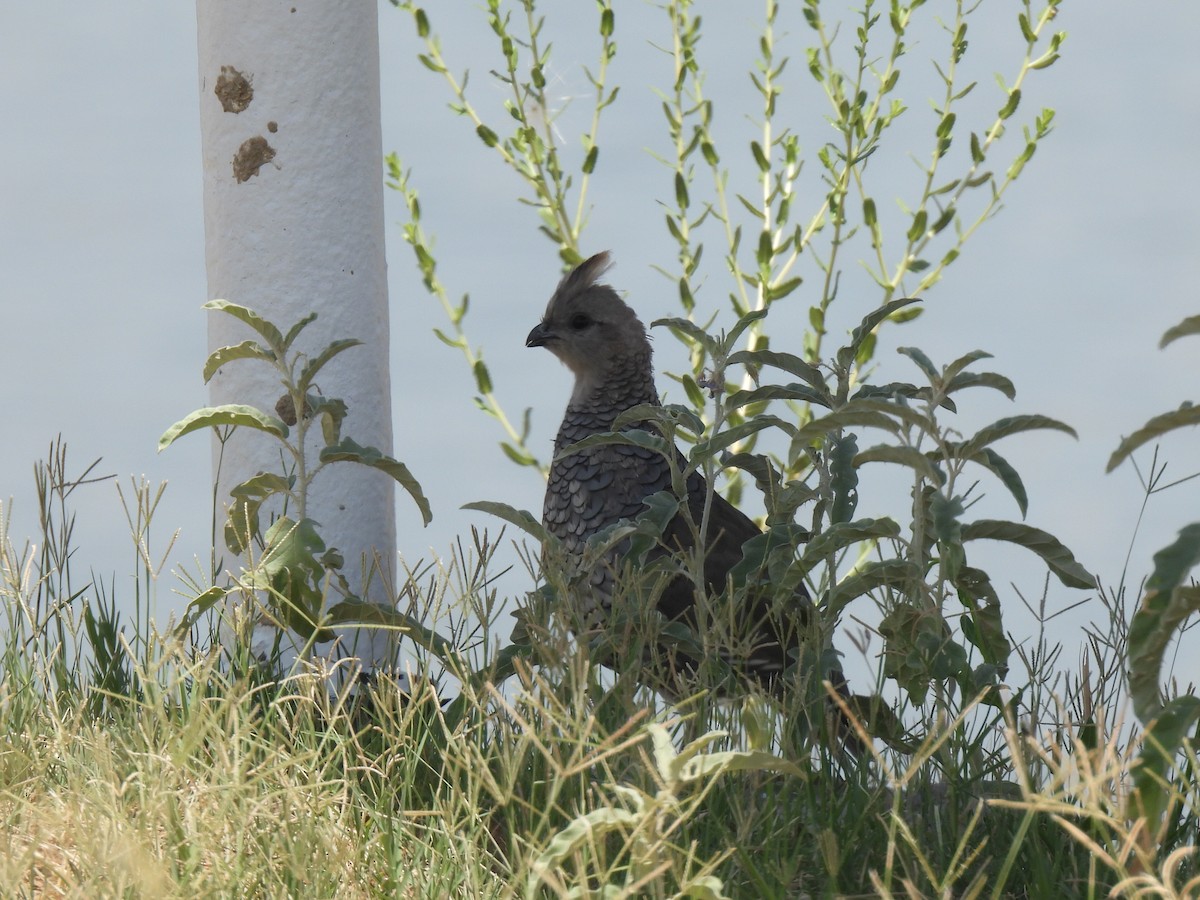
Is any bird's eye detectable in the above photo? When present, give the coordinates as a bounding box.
[569,313,592,330]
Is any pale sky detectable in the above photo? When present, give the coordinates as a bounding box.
[2,3,1198,689]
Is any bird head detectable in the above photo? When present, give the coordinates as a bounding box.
[526,252,651,393]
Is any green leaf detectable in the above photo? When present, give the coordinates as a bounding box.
[727,349,827,391]
[961,519,1094,589]
[202,340,273,383]
[694,416,792,460]
[159,405,288,451]
[897,346,940,384]
[1130,580,1200,724]
[559,429,673,462]
[256,516,333,642]
[1127,526,1200,724]
[528,808,641,896]
[726,383,830,410]
[999,88,1021,120]
[203,300,285,352]
[1131,693,1200,837]
[319,438,432,525]
[652,316,717,355]
[281,312,318,351]
[225,471,293,554]
[174,585,229,639]
[829,433,859,525]
[1107,405,1200,472]
[1146,522,1200,597]
[929,492,963,545]
[800,517,901,568]
[675,171,690,209]
[473,359,493,394]
[1160,314,1200,348]
[581,144,599,174]
[298,339,363,394]
[955,566,1011,667]
[941,349,992,382]
[847,298,923,357]
[324,598,411,631]
[305,394,349,446]
[725,308,769,347]
[476,124,499,148]
[827,559,917,617]
[499,441,537,467]
[750,140,770,172]
[678,747,806,782]
[766,276,803,302]
[945,371,1016,400]
[969,448,1028,518]
[958,414,1077,458]
[906,210,928,243]
[854,444,945,486]
[462,500,550,543]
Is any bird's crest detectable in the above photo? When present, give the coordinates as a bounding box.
[554,251,614,304]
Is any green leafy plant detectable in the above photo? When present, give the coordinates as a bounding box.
[388,0,1065,491]
[160,301,431,652]
[1106,312,1200,855]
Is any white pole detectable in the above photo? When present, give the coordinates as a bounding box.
[195,2,398,673]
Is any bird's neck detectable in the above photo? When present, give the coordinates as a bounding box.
[565,349,660,429]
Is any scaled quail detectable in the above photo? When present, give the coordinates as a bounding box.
[526,252,857,743]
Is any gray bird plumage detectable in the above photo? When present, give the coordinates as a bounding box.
[527,252,855,733]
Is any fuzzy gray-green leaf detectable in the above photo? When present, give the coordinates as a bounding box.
[159,405,288,451]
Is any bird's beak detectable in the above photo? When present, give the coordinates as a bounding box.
[525,322,554,348]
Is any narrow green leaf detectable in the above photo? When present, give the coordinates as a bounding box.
[581,144,599,174]
[999,88,1021,120]
[559,429,673,463]
[1128,528,1200,725]
[727,349,827,391]
[945,371,1016,400]
[225,471,293,554]
[463,500,548,542]
[476,124,499,147]
[726,383,830,410]
[800,517,901,567]
[1146,522,1200,596]
[940,349,992,381]
[969,448,1028,518]
[750,141,770,172]
[1108,405,1200,472]
[159,404,288,451]
[298,339,363,393]
[202,340,273,383]
[281,312,319,351]
[473,359,493,394]
[854,445,945,485]
[961,519,1094,589]
[897,346,940,384]
[827,559,917,616]
[1160,315,1200,348]
[320,438,432,525]
[174,585,230,639]
[959,415,1077,458]
[1131,693,1200,834]
[847,297,923,356]
[1129,581,1200,723]
[651,316,717,354]
[204,300,285,351]
[694,417,792,464]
